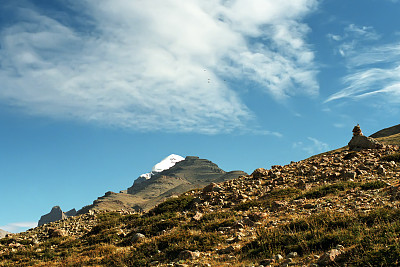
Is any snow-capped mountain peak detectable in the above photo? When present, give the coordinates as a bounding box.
[151,154,185,173]
[136,154,185,184]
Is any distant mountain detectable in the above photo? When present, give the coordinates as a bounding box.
[125,156,247,210]
[76,155,247,214]
[0,229,10,239]
[370,124,400,138]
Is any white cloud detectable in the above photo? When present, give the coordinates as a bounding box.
[328,24,379,57]
[293,137,329,155]
[0,0,319,133]
[327,33,342,41]
[344,24,379,41]
[333,123,345,128]
[0,222,37,233]
[326,43,400,103]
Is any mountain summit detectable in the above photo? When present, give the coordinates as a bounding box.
[134,154,185,184]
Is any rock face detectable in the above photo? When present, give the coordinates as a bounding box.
[0,229,10,239]
[38,206,68,226]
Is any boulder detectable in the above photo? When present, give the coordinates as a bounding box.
[348,135,383,151]
[48,228,66,238]
[178,250,200,260]
[131,233,145,242]
[252,168,269,178]
[317,248,344,266]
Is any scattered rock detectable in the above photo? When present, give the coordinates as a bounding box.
[178,250,200,260]
[203,183,223,193]
[48,228,66,238]
[317,248,344,266]
[131,233,145,242]
[252,168,269,179]
[286,252,298,258]
[259,258,275,265]
[192,212,203,221]
[218,245,240,254]
[274,254,284,261]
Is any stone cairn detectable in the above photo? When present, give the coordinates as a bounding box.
[352,124,362,136]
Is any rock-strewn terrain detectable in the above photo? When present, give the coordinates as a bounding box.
[2,129,400,266]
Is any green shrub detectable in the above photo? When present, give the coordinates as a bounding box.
[298,182,356,199]
[360,180,388,190]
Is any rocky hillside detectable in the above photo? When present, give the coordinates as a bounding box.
[2,126,400,266]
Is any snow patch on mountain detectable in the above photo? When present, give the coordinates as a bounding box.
[135,154,185,184]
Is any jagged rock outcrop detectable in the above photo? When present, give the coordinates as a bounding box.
[64,208,77,217]
[0,229,10,239]
[38,206,71,226]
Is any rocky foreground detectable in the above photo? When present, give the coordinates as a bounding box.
[1,144,400,266]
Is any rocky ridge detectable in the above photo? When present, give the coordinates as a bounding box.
[3,127,400,266]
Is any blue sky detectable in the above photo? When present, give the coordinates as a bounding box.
[1,0,400,232]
